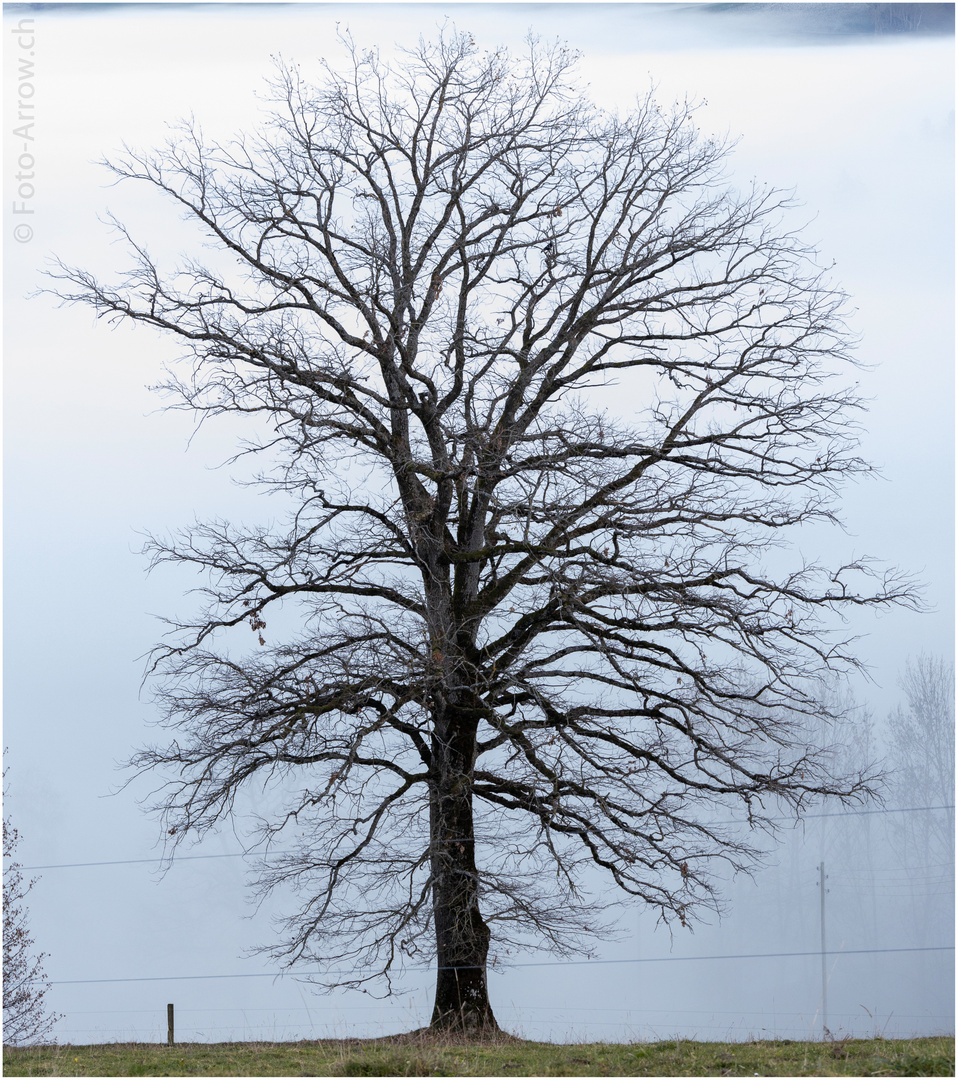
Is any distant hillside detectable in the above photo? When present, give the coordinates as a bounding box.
[697,3,955,38]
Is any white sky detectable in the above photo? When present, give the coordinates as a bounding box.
[3,0,954,1045]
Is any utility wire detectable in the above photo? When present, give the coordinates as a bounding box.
[60,1004,956,1019]
[19,851,252,871]
[18,804,956,872]
[49,945,954,986]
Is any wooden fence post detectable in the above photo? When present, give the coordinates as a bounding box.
[167,1003,174,1046]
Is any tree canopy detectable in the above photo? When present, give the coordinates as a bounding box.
[51,31,915,1031]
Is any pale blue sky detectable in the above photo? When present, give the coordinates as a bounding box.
[3,1,953,1044]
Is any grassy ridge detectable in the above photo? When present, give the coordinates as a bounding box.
[2,1035,954,1076]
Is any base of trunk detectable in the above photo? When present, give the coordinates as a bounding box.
[371,1025,520,1045]
[429,1009,500,1035]
[430,966,499,1034]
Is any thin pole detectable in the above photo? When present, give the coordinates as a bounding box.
[167,1003,174,1047]
[819,861,827,1038]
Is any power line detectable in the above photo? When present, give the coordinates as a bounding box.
[778,803,954,821]
[19,804,956,872]
[18,851,252,871]
[58,1003,957,1019]
[49,945,955,986]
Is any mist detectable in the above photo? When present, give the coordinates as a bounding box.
[3,2,952,1044]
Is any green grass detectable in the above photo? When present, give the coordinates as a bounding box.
[3,1034,954,1076]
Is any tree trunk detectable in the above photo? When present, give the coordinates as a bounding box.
[429,706,499,1034]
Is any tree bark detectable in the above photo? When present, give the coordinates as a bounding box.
[428,704,498,1033]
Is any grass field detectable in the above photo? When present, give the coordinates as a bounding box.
[2,1034,954,1076]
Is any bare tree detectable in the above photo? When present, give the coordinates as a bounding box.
[3,772,60,1046]
[884,655,955,941]
[886,656,955,832]
[871,3,926,34]
[50,32,916,1032]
